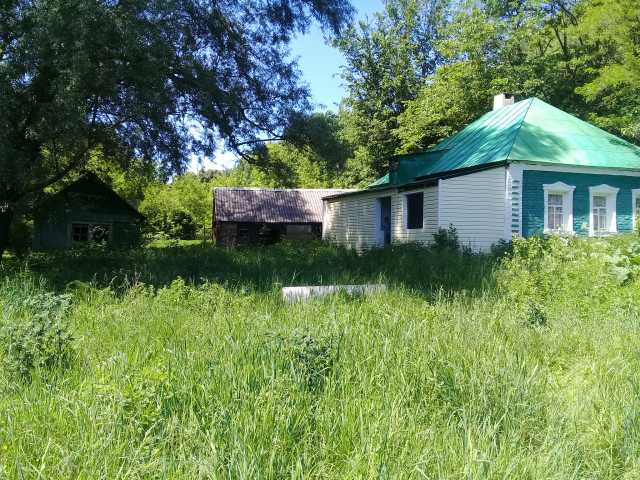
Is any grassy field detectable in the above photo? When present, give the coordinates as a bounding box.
[2,236,640,478]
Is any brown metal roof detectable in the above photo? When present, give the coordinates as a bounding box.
[214,188,353,223]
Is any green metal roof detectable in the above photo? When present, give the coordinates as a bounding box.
[369,97,640,188]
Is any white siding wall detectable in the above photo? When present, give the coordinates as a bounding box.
[438,167,508,251]
[322,186,439,251]
[392,186,438,243]
[322,191,380,251]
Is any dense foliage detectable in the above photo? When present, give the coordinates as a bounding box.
[335,0,640,184]
[2,0,639,250]
[0,0,354,255]
[2,236,640,477]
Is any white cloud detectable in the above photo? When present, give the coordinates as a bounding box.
[188,148,238,172]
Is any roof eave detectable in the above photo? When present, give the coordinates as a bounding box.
[322,184,398,200]
[411,160,509,185]
[510,159,640,173]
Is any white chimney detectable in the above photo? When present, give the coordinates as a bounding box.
[493,93,515,110]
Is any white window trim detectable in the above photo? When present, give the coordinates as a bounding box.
[632,189,640,232]
[589,184,619,236]
[543,182,575,234]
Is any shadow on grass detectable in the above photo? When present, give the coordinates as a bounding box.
[3,241,500,297]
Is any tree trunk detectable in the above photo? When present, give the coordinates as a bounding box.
[0,207,13,262]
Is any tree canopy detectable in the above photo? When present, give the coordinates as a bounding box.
[335,0,640,185]
[0,0,354,254]
[2,0,640,252]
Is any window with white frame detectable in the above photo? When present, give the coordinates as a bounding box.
[547,194,564,231]
[633,189,640,232]
[592,196,608,234]
[589,184,619,236]
[543,182,575,233]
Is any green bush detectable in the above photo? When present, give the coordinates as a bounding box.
[144,209,198,240]
[431,224,461,252]
[272,330,341,392]
[9,213,32,258]
[1,291,74,379]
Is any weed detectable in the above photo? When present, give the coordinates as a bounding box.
[0,237,640,478]
[431,224,461,252]
[1,291,74,379]
[272,330,341,393]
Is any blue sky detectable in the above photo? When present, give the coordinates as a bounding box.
[193,0,385,171]
[291,0,384,110]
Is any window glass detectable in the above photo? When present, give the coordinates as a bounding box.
[547,193,564,231]
[72,223,89,242]
[72,223,111,243]
[406,192,423,229]
[593,195,608,234]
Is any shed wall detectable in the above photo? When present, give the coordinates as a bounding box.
[392,187,439,243]
[33,204,141,250]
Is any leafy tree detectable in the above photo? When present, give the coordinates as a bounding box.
[335,0,450,185]
[396,0,637,152]
[574,0,640,140]
[0,0,354,257]
[246,112,352,187]
[49,147,158,206]
[139,173,213,239]
[396,60,493,152]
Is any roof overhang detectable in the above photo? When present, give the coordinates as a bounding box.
[321,184,399,200]
[510,159,640,174]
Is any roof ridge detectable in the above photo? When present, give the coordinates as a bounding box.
[505,97,535,161]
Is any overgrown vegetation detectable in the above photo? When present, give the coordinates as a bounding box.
[2,236,640,477]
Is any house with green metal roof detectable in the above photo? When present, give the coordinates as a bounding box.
[322,94,640,251]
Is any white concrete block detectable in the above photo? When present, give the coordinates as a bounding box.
[282,284,387,303]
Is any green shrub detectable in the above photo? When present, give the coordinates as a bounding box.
[526,302,547,327]
[272,330,342,392]
[9,213,32,258]
[118,364,174,438]
[1,291,74,379]
[431,224,461,252]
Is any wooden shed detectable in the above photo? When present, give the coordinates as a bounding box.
[213,188,351,247]
[33,173,144,250]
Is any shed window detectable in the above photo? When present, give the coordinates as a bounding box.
[72,223,89,242]
[406,192,423,230]
[71,222,111,243]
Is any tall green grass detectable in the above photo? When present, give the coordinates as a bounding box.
[1,237,640,478]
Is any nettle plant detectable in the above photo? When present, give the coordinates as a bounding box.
[271,330,342,393]
[1,291,75,380]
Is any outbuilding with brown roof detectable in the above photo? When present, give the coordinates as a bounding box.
[213,188,352,246]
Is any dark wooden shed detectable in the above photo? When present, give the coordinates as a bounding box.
[33,173,144,250]
[213,188,351,247]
